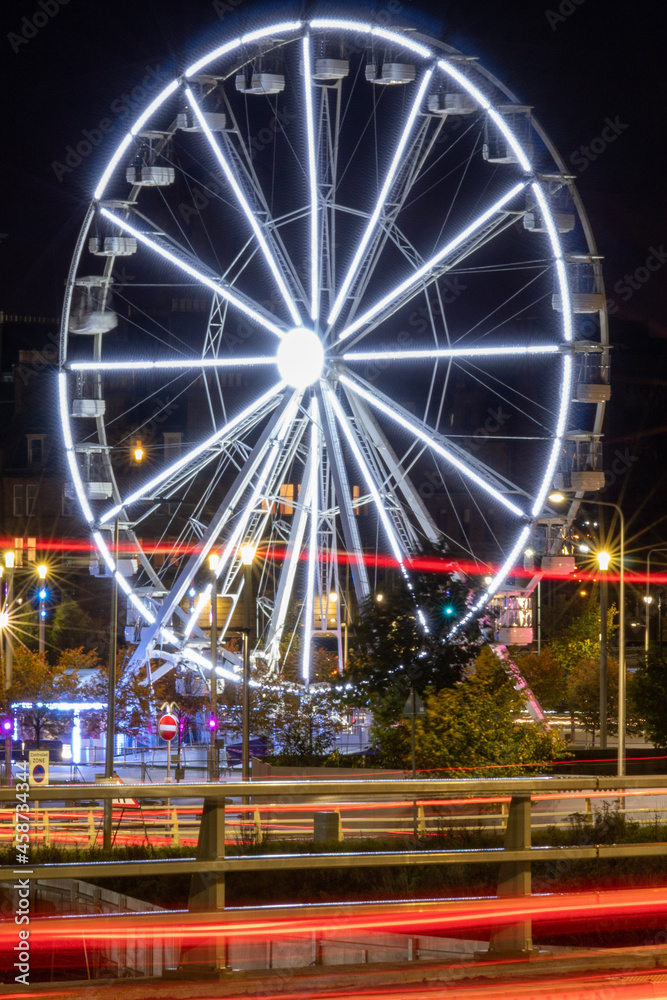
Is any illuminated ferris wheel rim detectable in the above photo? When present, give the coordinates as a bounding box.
[58,15,584,672]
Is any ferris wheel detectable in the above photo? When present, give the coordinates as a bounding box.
[59,17,609,687]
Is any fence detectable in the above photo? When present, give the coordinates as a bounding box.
[2,775,667,976]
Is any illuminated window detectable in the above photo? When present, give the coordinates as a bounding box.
[279,483,294,515]
[352,485,367,516]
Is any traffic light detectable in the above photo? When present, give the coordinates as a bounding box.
[0,716,12,735]
[208,715,217,731]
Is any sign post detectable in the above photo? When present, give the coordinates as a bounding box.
[158,713,178,784]
[28,749,49,787]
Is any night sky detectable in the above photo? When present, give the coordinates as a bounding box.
[1,0,666,541]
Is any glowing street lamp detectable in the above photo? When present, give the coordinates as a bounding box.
[36,564,48,655]
[133,441,144,463]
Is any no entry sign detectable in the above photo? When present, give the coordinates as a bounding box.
[158,714,178,742]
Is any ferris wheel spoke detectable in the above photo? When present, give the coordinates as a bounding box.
[323,385,407,570]
[128,392,298,670]
[185,86,302,328]
[69,356,277,373]
[100,208,286,339]
[328,68,434,329]
[99,382,286,525]
[339,371,528,517]
[183,391,303,641]
[342,344,561,363]
[301,398,320,685]
[337,181,527,344]
[302,36,320,323]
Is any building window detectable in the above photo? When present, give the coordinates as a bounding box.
[26,485,37,516]
[279,483,294,516]
[13,485,23,517]
[26,435,45,466]
[352,485,367,516]
[163,432,182,464]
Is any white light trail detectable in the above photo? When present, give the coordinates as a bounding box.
[70,357,276,372]
[436,58,490,111]
[448,525,531,637]
[309,20,432,57]
[531,182,572,343]
[184,393,301,639]
[93,531,116,573]
[343,345,559,362]
[338,182,526,341]
[302,37,319,322]
[94,134,133,201]
[487,108,532,173]
[185,22,303,78]
[186,87,301,327]
[58,373,93,524]
[340,374,525,517]
[371,27,432,58]
[328,69,433,327]
[100,381,286,524]
[531,352,572,517]
[302,399,320,685]
[324,385,404,566]
[181,645,241,683]
[100,208,285,339]
[130,80,180,136]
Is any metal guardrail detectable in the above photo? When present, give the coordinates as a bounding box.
[1,775,666,884]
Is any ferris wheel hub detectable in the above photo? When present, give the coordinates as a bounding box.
[276,327,324,389]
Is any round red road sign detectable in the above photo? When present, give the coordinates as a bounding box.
[158,714,178,741]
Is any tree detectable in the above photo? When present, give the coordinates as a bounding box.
[565,655,619,740]
[370,646,570,776]
[514,648,567,711]
[346,562,476,700]
[82,648,154,743]
[629,651,667,746]
[8,647,81,745]
[47,601,99,658]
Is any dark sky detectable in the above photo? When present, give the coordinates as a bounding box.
[1,0,665,531]
[1,0,664,326]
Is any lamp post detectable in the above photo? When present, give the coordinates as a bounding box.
[0,604,9,784]
[645,549,667,653]
[240,545,255,784]
[103,520,120,850]
[209,553,219,782]
[549,494,625,776]
[37,563,48,655]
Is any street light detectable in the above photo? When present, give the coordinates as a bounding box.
[37,564,48,655]
[549,494,626,776]
[208,552,219,782]
[240,545,255,784]
[645,549,667,653]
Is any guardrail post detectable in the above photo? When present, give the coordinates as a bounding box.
[253,808,264,844]
[488,794,535,957]
[167,795,235,980]
[170,809,180,847]
[87,810,96,848]
[43,810,51,847]
[417,805,426,836]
